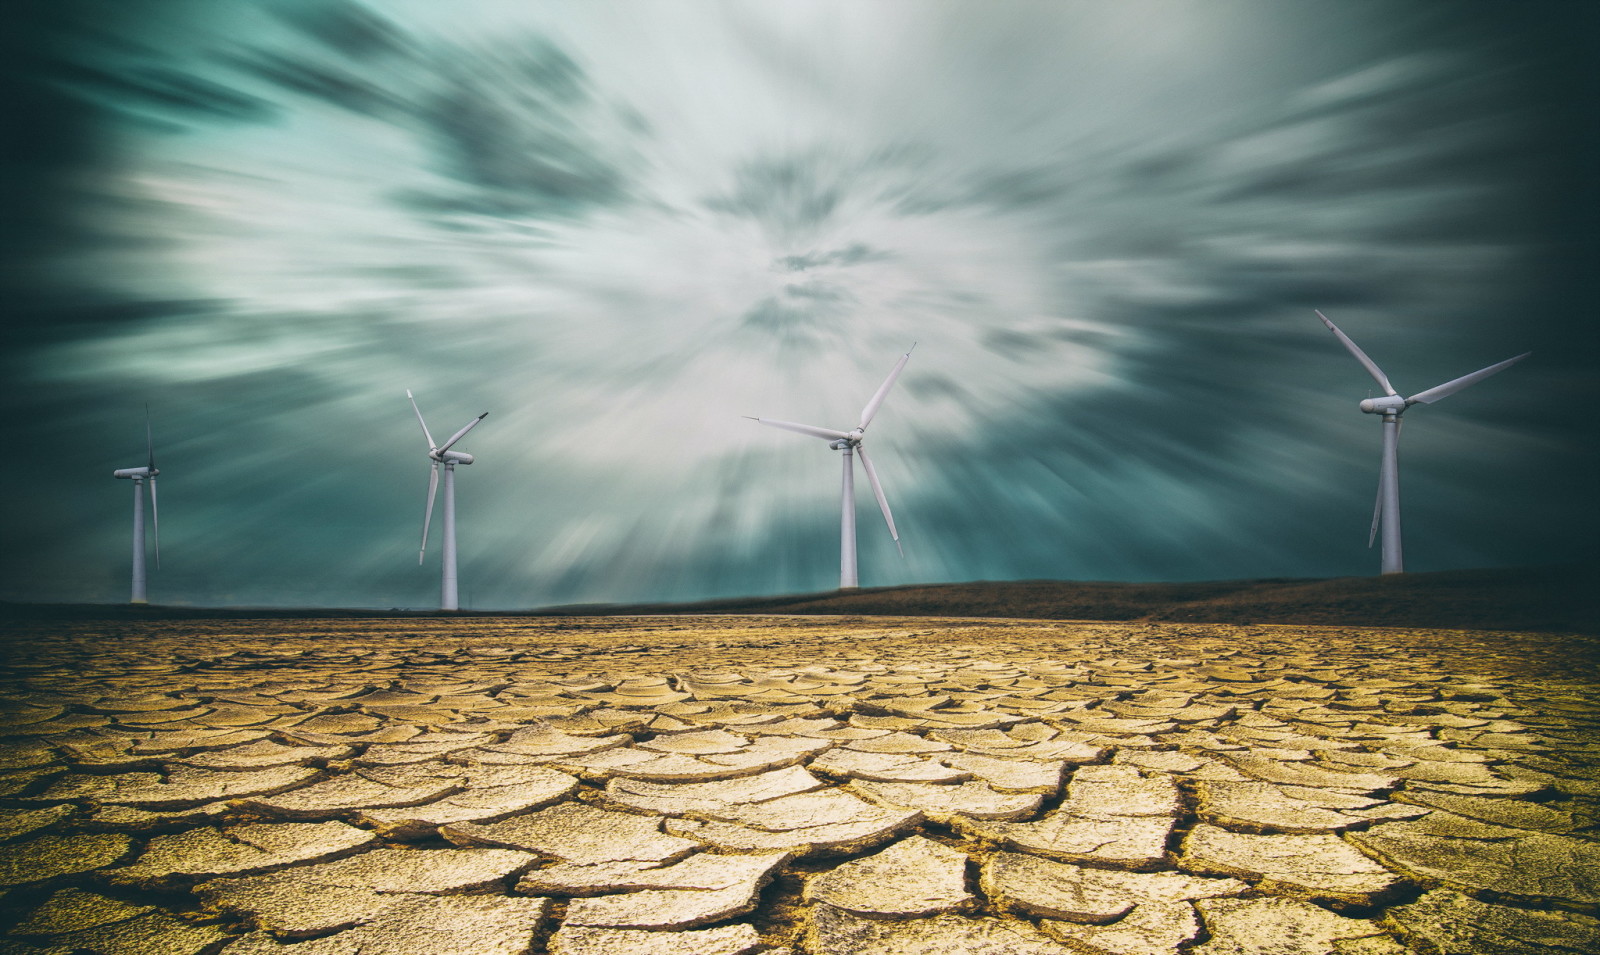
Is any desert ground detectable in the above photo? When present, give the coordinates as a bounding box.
[1,613,1598,954]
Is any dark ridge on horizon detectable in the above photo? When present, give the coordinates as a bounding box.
[538,563,1598,634]
[2,563,1594,634]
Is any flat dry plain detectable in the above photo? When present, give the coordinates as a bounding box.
[1,614,1598,954]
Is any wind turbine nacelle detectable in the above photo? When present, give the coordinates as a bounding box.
[441,451,475,465]
[1359,396,1407,415]
[113,467,154,479]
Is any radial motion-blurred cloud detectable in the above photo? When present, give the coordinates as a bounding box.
[2,0,1595,607]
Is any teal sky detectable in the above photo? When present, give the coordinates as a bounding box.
[2,0,1595,608]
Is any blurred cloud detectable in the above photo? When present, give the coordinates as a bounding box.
[1,0,1594,608]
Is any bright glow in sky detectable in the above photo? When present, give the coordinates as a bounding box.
[2,0,1595,607]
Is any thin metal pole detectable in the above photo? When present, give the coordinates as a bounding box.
[131,477,147,603]
[442,463,459,609]
[1379,414,1403,574]
[840,447,858,589]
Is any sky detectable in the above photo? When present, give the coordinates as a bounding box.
[2,0,1596,609]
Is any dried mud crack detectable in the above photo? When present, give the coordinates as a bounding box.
[0,614,1597,954]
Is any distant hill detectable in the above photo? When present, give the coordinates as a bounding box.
[3,563,1594,633]
[541,563,1599,633]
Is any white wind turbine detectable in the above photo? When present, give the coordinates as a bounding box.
[406,390,488,610]
[1315,310,1529,575]
[111,411,160,604]
[749,346,914,589]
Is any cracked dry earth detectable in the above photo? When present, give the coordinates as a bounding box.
[0,616,1598,955]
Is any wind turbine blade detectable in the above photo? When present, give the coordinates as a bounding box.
[747,417,851,441]
[856,446,902,556]
[406,390,438,450]
[149,476,160,568]
[859,344,916,430]
[1315,311,1398,397]
[145,405,156,472]
[419,463,439,565]
[1406,352,1530,405]
[437,413,489,454]
[1367,478,1381,549]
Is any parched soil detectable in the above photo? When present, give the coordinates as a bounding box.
[1,614,1598,954]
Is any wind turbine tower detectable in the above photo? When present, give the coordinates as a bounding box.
[1314,310,1528,575]
[406,390,488,610]
[750,346,914,589]
[111,413,160,604]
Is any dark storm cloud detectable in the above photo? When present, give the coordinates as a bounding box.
[903,374,975,405]
[968,166,1078,211]
[11,301,236,353]
[263,0,410,59]
[2,2,260,357]
[7,3,278,135]
[0,73,105,298]
[777,243,892,272]
[405,41,637,217]
[980,329,1044,361]
[985,36,1553,339]
[223,48,405,118]
[704,156,846,243]
[781,283,854,303]
[51,61,277,124]
[740,282,856,344]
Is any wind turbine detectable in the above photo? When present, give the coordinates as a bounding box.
[1314,310,1528,575]
[111,411,160,604]
[406,390,488,611]
[749,346,913,589]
